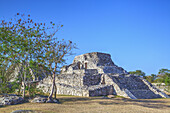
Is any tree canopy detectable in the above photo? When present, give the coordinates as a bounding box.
[0,13,76,99]
[129,70,146,78]
[129,69,170,86]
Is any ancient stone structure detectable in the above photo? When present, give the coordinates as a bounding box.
[9,63,47,82]
[37,52,169,99]
[152,83,170,93]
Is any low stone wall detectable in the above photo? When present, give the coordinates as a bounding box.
[56,83,89,97]
[56,74,84,87]
[83,74,101,86]
[89,85,115,96]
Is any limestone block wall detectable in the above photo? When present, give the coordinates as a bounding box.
[61,52,127,75]
[85,69,98,74]
[56,74,84,87]
[89,85,115,96]
[56,84,89,97]
[73,52,115,70]
[102,66,126,74]
[37,76,52,93]
[83,74,101,86]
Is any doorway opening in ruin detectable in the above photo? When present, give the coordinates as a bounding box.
[78,62,81,69]
[85,63,87,69]
[101,76,105,84]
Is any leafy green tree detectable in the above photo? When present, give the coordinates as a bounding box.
[157,68,170,86]
[0,13,75,101]
[145,74,157,83]
[44,40,75,102]
[0,60,18,93]
[0,13,49,96]
[0,13,47,97]
[129,70,146,78]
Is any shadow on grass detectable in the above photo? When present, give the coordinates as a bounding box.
[1,95,169,110]
[59,96,170,109]
[99,98,170,109]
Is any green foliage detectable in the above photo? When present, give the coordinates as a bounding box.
[156,69,170,86]
[129,70,146,78]
[26,82,37,97]
[0,13,75,99]
[10,81,20,93]
[145,74,157,83]
[0,83,11,93]
[130,68,170,86]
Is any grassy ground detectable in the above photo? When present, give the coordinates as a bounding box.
[0,96,170,113]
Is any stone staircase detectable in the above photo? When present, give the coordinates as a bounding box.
[108,74,168,99]
[129,90,161,99]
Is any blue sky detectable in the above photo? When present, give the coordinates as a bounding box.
[1,0,170,75]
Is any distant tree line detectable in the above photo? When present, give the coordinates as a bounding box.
[129,69,170,86]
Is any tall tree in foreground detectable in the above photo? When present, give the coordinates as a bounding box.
[44,39,75,102]
[0,13,48,97]
[0,13,75,99]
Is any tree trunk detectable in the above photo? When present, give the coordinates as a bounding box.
[28,82,30,98]
[48,73,55,101]
[54,83,57,99]
[22,81,25,98]
[22,64,26,98]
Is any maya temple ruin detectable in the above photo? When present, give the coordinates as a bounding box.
[37,52,169,99]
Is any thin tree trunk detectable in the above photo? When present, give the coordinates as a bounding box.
[48,73,55,101]
[22,64,26,98]
[28,82,30,98]
[22,81,25,98]
[54,83,57,99]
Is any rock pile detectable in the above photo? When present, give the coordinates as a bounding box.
[0,94,24,106]
[30,96,59,103]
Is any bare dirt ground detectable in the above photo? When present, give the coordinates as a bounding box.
[0,96,170,113]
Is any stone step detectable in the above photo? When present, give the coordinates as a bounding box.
[88,85,114,96]
[129,90,162,99]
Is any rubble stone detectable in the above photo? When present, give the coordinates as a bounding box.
[0,94,24,106]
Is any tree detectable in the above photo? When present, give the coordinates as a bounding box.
[129,70,146,78]
[157,68,170,86]
[145,74,157,83]
[0,61,12,93]
[43,40,75,102]
[0,13,47,97]
[0,13,75,101]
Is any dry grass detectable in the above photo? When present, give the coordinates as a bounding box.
[0,96,170,113]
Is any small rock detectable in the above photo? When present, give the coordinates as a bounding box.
[107,95,115,98]
[53,99,60,103]
[46,99,53,103]
[30,96,47,103]
[11,110,36,113]
[46,99,60,103]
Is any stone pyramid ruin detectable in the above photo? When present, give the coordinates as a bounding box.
[38,52,169,99]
